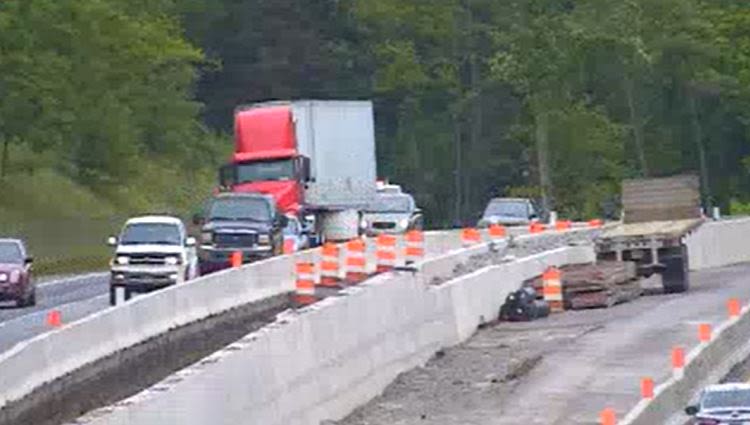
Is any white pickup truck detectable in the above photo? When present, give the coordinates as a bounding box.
[107,216,198,305]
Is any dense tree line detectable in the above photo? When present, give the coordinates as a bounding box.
[3,0,750,225]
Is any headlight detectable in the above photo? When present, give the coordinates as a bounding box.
[201,232,212,244]
[360,218,368,229]
[258,234,271,244]
[399,219,409,229]
[9,270,20,283]
[165,256,180,266]
[0,273,7,282]
[116,256,130,265]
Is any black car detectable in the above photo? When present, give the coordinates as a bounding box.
[194,193,287,275]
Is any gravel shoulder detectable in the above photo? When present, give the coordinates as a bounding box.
[334,265,750,425]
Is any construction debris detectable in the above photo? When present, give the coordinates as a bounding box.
[524,261,641,310]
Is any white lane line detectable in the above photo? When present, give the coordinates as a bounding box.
[38,272,108,288]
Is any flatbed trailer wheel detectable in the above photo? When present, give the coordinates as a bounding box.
[661,246,689,294]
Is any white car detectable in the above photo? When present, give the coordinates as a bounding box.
[108,216,198,305]
[686,383,750,424]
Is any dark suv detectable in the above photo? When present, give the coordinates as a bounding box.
[195,193,287,275]
[0,239,35,307]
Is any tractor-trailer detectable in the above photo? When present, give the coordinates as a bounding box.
[219,100,378,242]
[595,174,705,293]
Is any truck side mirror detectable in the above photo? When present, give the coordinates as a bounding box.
[107,236,118,247]
[185,237,197,247]
[25,256,33,265]
[684,405,699,416]
[219,164,236,188]
[279,214,289,227]
[298,156,312,182]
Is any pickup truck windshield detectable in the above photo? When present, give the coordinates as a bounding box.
[209,198,272,222]
[484,201,529,218]
[367,195,413,213]
[121,223,182,246]
[703,389,750,409]
[236,159,294,183]
[0,242,22,264]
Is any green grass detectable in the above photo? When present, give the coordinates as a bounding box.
[0,152,217,276]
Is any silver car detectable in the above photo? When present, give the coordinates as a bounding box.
[362,193,423,236]
[477,198,539,227]
[685,383,750,424]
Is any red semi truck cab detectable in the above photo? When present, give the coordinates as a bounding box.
[220,104,310,215]
[219,100,377,242]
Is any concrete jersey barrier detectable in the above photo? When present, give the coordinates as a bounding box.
[76,245,596,425]
[687,217,750,270]
[0,229,472,413]
[620,304,750,425]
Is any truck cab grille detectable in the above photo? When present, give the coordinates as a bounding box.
[214,232,257,248]
[128,254,170,265]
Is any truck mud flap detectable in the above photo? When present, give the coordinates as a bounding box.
[661,246,689,294]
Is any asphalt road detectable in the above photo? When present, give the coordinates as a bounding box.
[336,264,750,425]
[0,273,109,353]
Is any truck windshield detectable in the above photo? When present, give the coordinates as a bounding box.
[367,195,414,213]
[703,389,750,409]
[0,242,23,264]
[484,201,529,218]
[236,159,294,183]
[120,223,182,246]
[209,198,272,222]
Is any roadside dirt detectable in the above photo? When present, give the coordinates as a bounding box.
[335,320,601,425]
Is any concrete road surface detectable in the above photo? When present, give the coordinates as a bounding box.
[0,273,108,353]
[336,264,750,425]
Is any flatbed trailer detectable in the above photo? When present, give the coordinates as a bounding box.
[595,175,704,293]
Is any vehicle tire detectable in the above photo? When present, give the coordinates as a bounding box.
[124,288,132,302]
[662,246,689,294]
[109,287,117,306]
[26,287,36,307]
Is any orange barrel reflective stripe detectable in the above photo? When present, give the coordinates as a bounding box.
[589,219,603,228]
[375,234,398,273]
[294,262,317,306]
[345,238,368,284]
[488,224,507,241]
[542,266,564,313]
[461,228,482,247]
[404,230,424,264]
[319,243,341,287]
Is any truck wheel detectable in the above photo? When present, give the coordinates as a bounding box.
[662,246,689,294]
[124,288,133,302]
[26,287,36,307]
[109,287,117,306]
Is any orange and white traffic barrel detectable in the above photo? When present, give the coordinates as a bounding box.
[375,234,398,273]
[529,222,546,234]
[345,238,369,284]
[461,228,482,247]
[589,219,603,228]
[319,243,341,287]
[283,238,296,254]
[294,262,317,306]
[555,220,572,231]
[404,230,424,265]
[542,266,564,313]
[488,224,507,241]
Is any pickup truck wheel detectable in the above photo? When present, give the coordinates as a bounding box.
[26,288,36,307]
[124,288,133,302]
[109,287,117,306]
[661,247,689,294]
